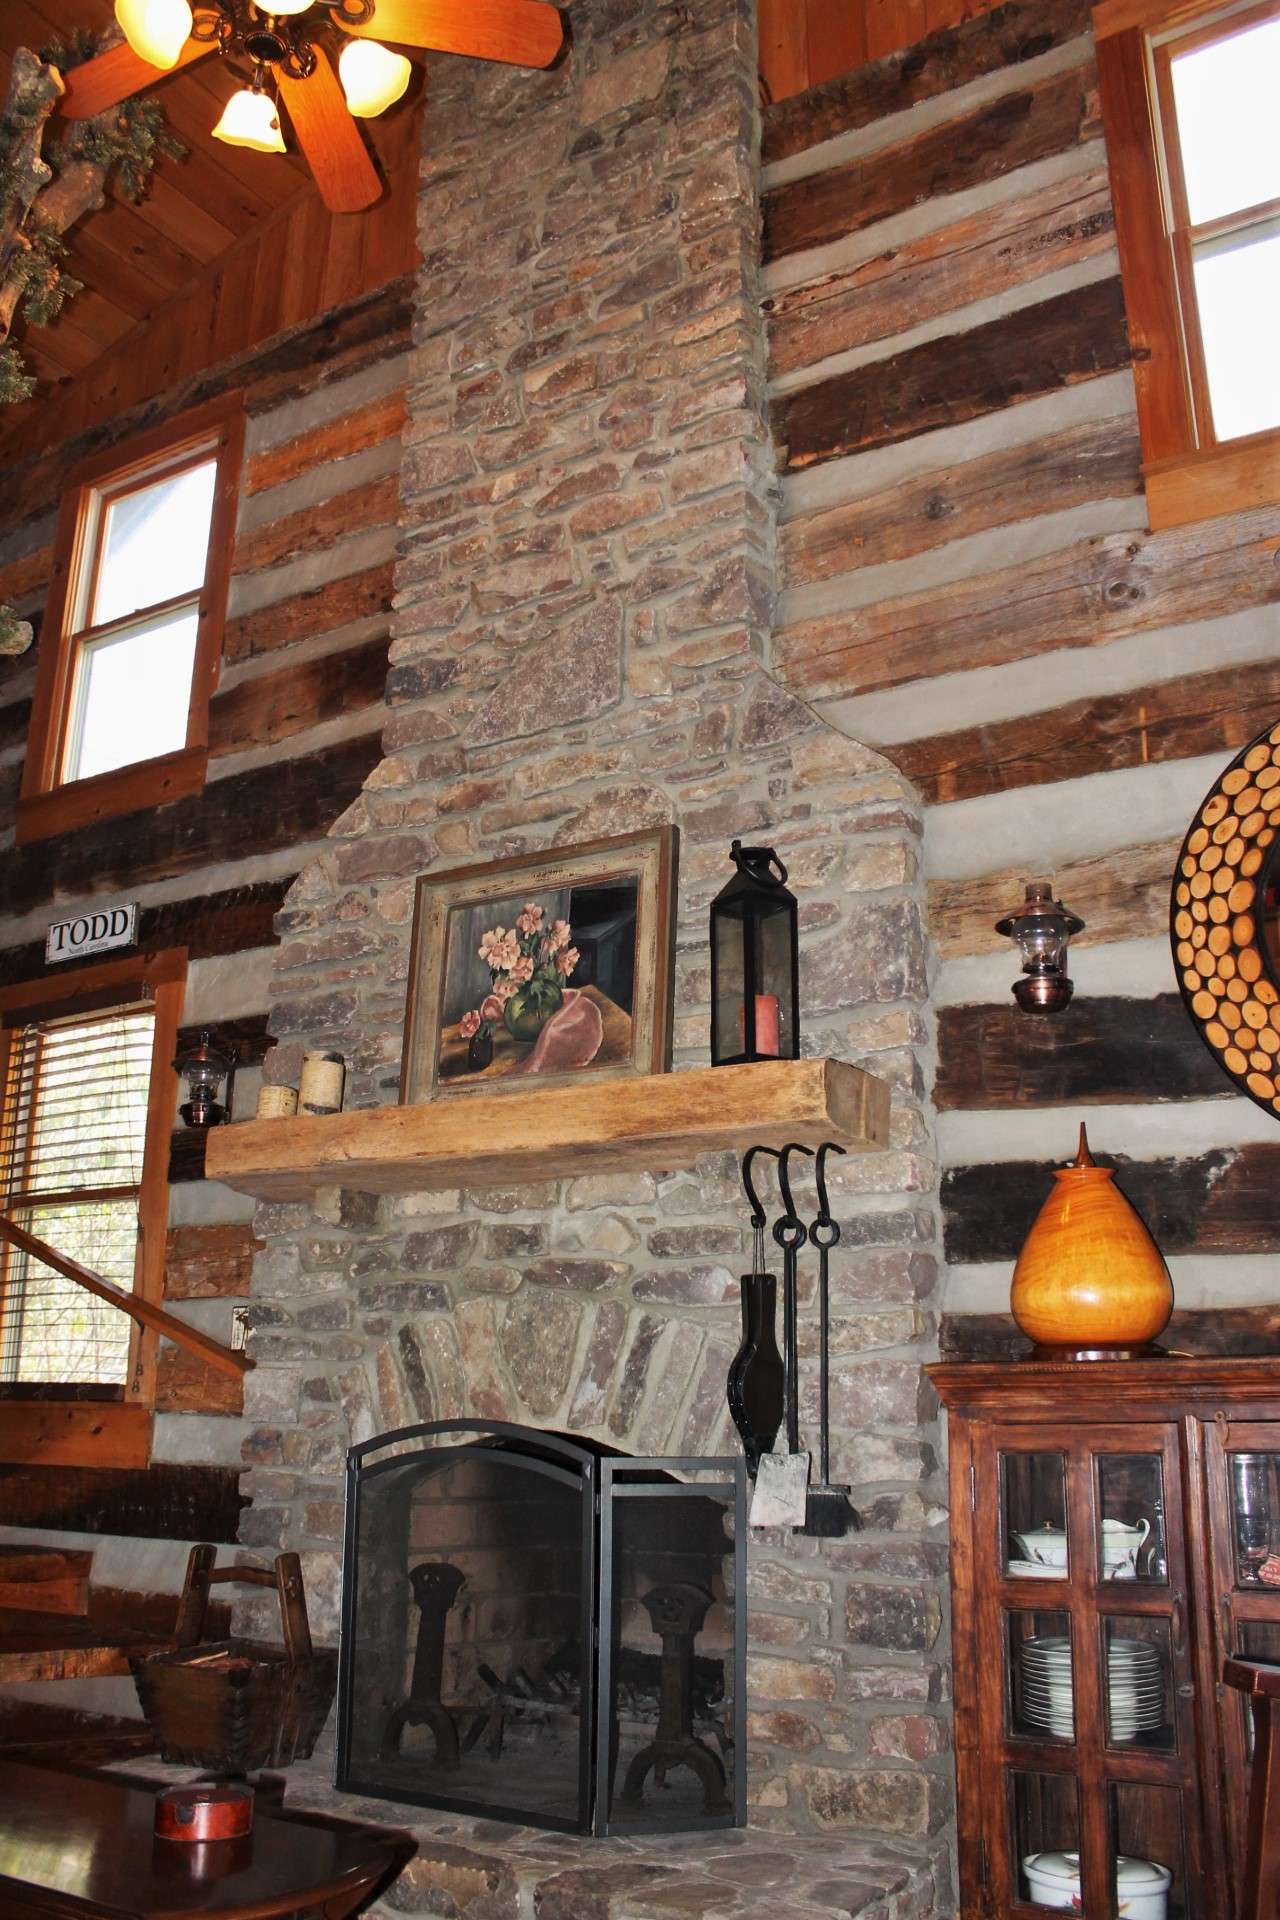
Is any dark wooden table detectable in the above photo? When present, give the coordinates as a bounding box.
[0,1761,415,1918]
[1224,1659,1280,1920]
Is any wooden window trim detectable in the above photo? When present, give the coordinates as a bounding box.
[0,948,186,1468]
[1094,0,1280,527]
[17,391,245,847]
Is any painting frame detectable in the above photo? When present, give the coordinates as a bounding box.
[400,826,679,1104]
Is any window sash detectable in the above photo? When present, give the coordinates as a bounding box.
[70,441,219,642]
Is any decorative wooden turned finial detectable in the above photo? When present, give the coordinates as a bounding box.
[1073,1123,1096,1168]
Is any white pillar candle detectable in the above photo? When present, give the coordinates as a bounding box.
[299,1050,345,1115]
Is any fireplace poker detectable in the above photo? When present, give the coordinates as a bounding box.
[800,1141,860,1539]
[749,1142,813,1528]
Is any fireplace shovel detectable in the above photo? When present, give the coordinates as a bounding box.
[749,1142,812,1529]
[798,1141,859,1539]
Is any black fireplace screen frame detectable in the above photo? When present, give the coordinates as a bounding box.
[334,1419,747,1836]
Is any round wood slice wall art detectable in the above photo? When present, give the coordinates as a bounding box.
[1172,720,1280,1117]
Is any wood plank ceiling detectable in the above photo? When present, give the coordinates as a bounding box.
[0,0,356,390]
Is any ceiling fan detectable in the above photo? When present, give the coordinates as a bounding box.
[57,0,566,213]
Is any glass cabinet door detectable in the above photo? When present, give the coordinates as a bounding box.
[977,1425,1202,1919]
[1204,1420,1280,1894]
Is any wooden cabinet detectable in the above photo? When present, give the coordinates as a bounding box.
[929,1357,1280,1919]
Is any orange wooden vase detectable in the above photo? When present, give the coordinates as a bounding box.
[1010,1125,1173,1352]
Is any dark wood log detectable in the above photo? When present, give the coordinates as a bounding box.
[897,653,1280,805]
[779,500,1280,701]
[941,1306,1280,1360]
[0,880,293,991]
[233,474,398,577]
[944,1141,1280,1264]
[168,1128,208,1186]
[155,1347,245,1417]
[209,635,389,756]
[223,563,396,665]
[0,1463,247,1542]
[764,63,1100,264]
[781,411,1140,588]
[0,696,32,757]
[165,1225,261,1301]
[930,838,1181,961]
[3,733,380,919]
[175,1012,275,1069]
[763,0,1093,163]
[770,169,1114,378]
[774,276,1130,474]
[937,994,1234,1111]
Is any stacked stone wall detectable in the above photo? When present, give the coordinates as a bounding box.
[240,0,952,1875]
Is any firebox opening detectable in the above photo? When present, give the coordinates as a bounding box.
[336,1420,746,1835]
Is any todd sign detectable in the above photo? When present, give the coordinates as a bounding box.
[45,905,138,964]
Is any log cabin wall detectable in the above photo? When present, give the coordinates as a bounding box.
[759,0,1003,104]
[763,0,1280,1350]
[0,257,413,1713]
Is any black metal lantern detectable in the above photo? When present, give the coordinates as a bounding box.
[172,1029,234,1128]
[709,841,800,1065]
[994,881,1085,1013]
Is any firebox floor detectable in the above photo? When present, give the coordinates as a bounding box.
[103,1754,949,1919]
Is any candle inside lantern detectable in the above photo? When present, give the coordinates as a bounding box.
[738,993,781,1056]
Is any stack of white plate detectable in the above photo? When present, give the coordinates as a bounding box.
[1017,1635,1166,1742]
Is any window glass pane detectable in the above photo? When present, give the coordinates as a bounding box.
[1010,1770,1081,1909]
[0,1200,136,1384]
[1228,1452,1280,1587]
[1193,225,1280,442]
[1096,1454,1168,1584]
[1169,15,1280,225]
[1108,1783,1186,1920]
[65,605,200,782]
[92,458,217,627]
[1103,1616,1175,1752]
[1008,1610,1075,1745]
[2,1012,153,1199]
[1002,1451,1069,1580]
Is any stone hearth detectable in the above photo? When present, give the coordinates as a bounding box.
[236,0,952,1901]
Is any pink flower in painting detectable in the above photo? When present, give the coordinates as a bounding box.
[510,954,535,984]
[516,902,544,935]
[547,918,571,952]
[478,926,509,966]
[556,945,579,977]
[480,994,503,1024]
[459,1009,482,1039]
[492,976,518,1004]
[488,932,521,973]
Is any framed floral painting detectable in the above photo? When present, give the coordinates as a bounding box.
[399,828,678,1102]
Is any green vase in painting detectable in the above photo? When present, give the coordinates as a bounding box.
[502,972,563,1043]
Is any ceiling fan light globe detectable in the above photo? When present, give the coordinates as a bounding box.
[338,37,411,116]
[212,87,288,152]
[115,0,193,68]
[262,0,314,13]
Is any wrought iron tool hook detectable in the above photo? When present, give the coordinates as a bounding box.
[740,1144,782,1230]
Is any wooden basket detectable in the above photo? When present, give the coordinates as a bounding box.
[131,1545,337,1775]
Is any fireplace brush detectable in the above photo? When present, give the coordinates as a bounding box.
[799,1140,860,1539]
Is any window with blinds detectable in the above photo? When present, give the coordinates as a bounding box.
[0,1004,155,1387]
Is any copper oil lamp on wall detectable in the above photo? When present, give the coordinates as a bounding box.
[995,880,1084,1012]
[173,1029,234,1128]
[709,842,800,1066]
[1010,1125,1174,1359]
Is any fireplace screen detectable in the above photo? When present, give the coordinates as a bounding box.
[336,1421,746,1835]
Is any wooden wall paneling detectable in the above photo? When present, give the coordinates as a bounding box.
[154,1348,244,1416]
[944,1142,1280,1264]
[2,731,383,918]
[929,838,1181,960]
[778,502,1280,702]
[775,275,1130,473]
[244,389,406,496]
[941,1305,1280,1360]
[936,995,1235,1110]
[0,881,293,990]
[895,653,1280,805]
[165,1225,261,1301]
[222,560,396,665]
[168,1130,208,1186]
[0,1463,247,1541]
[232,473,399,576]
[0,700,33,757]
[174,1013,274,1069]
[759,0,814,104]
[770,169,1115,377]
[781,412,1141,589]
[763,59,1100,261]
[208,635,390,757]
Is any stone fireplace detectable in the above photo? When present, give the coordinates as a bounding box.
[236,0,952,1904]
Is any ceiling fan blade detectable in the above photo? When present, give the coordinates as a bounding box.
[58,36,216,119]
[278,48,383,214]
[339,0,565,68]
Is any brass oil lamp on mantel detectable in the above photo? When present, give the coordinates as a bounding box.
[1010,1124,1175,1359]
